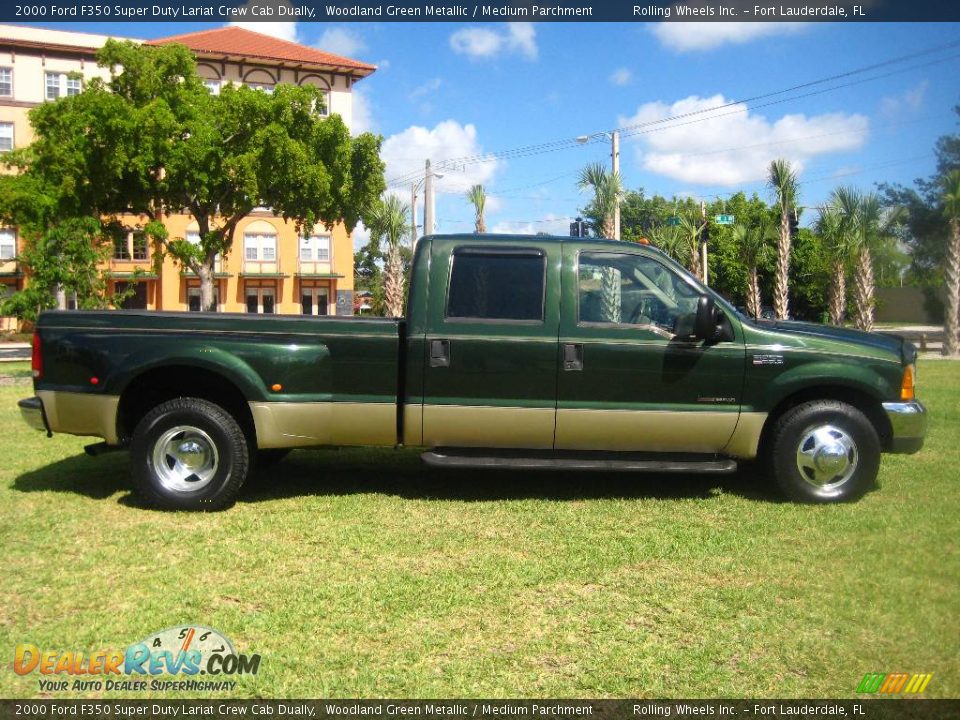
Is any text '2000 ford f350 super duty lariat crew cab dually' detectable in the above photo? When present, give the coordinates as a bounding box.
[19,234,927,510]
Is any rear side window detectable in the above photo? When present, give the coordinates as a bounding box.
[446,248,545,321]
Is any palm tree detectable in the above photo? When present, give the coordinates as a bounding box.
[367,195,410,318]
[466,184,487,233]
[816,192,856,326]
[647,223,686,264]
[768,159,799,320]
[848,193,901,333]
[942,169,960,356]
[731,220,773,319]
[676,213,704,280]
[577,162,623,238]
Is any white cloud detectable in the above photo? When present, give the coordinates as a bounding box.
[316,27,366,58]
[351,87,374,135]
[230,1,300,43]
[381,120,501,195]
[879,80,929,119]
[352,221,371,251]
[619,94,869,186]
[492,214,570,236]
[410,78,442,100]
[449,23,538,61]
[609,68,632,86]
[652,22,806,52]
[376,59,391,71]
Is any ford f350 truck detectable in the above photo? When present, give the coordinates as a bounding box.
[19,234,927,510]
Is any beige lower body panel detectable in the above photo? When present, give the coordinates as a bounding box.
[555,409,739,454]
[250,401,396,449]
[422,405,555,449]
[722,411,768,459]
[38,390,121,445]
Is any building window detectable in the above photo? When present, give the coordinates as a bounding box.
[203,79,220,95]
[244,232,276,261]
[45,72,81,100]
[245,285,275,314]
[446,248,546,322]
[0,123,13,152]
[113,235,131,261]
[132,232,148,260]
[316,92,330,117]
[301,285,329,316]
[0,228,15,259]
[0,68,11,97]
[188,286,219,312]
[300,234,330,262]
[247,83,274,94]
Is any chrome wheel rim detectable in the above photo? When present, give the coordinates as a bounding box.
[152,425,219,493]
[795,424,858,492]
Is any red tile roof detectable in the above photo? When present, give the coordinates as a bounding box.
[147,26,376,77]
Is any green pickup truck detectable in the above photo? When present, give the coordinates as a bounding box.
[19,233,926,510]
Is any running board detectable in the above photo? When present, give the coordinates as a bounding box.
[421,448,737,474]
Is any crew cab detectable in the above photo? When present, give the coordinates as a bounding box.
[19,234,927,510]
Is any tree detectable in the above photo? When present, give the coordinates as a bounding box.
[848,193,902,332]
[8,40,385,312]
[731,220,773,319]
[466,185,487,233]
[942,169,960,356]
[768,159,799,320]
[367,195,410,318]
[817,189,858,326]
[577,162,623,238]
[676,212,705,280]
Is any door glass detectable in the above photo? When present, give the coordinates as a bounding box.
[263,290,275,314]
[246,292,258,313]
[578,253,700,337]
[301,293,312,315]
[447,249,545,321]
[188,290,201,312]
[317,289,329,315]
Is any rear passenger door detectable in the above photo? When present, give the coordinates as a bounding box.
[421,239,561,449]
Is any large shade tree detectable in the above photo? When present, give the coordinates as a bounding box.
[768,159,799,320]
[4,40,385,311]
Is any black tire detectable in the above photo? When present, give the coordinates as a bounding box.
[767,399,880,503]
[256,448,291,469]
[130,397,250,511]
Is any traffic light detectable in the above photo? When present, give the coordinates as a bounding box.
[569,217,588,238]
[789,210,800,239]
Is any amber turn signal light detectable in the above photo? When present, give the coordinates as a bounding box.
[900,364,915,401]
[271,383,283,392]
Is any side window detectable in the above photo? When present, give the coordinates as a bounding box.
[446,249,545,322]
[578,252,699,337]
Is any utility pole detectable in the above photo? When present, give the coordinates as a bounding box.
[700,199,709,286]
[410,183,418,247]
[424,159,435,237]
[612,130,621,241]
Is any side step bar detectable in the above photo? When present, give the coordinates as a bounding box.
[421,448,737,474]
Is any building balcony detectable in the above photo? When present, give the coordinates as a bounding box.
[0,259,21,278]
[180,257,232,278]
[106,258,157,280]
[241,259,286,278]
[296,260,343,279]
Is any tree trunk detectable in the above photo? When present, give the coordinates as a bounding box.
[773,209,791,320]
[746,266,761,319]
[829,257,846,326]
[475,213,486,234]
[853,246,875,332]
[689,241,702,281]
[944,218,960,356]
[383,243,405,318]
[198,263,216,312]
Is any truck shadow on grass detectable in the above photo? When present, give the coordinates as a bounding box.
[13,447,781,507]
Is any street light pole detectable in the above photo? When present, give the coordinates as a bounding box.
[424,159,434,237]
[611,130,620,241]
[410,182,418,246]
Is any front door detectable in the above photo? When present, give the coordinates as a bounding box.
[554,245,745,453]
[421,239,561,449]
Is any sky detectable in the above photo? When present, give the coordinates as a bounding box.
[34,19,960,246]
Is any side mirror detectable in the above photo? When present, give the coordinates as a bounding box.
[694,295,721,341]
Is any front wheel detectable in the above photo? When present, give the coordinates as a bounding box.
[130,398,250,511]
[767,399,880,503]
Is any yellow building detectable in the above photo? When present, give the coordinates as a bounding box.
[0,24,376,326]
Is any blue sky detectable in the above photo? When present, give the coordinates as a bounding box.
[36,20,960,243]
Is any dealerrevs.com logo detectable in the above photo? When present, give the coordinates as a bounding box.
[856,672,933,695]
[13,625,261,693]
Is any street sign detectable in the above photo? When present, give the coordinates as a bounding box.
[714,214,735,225]
[666,216,681,226]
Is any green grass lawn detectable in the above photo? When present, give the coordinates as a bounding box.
[0,361,957,699]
